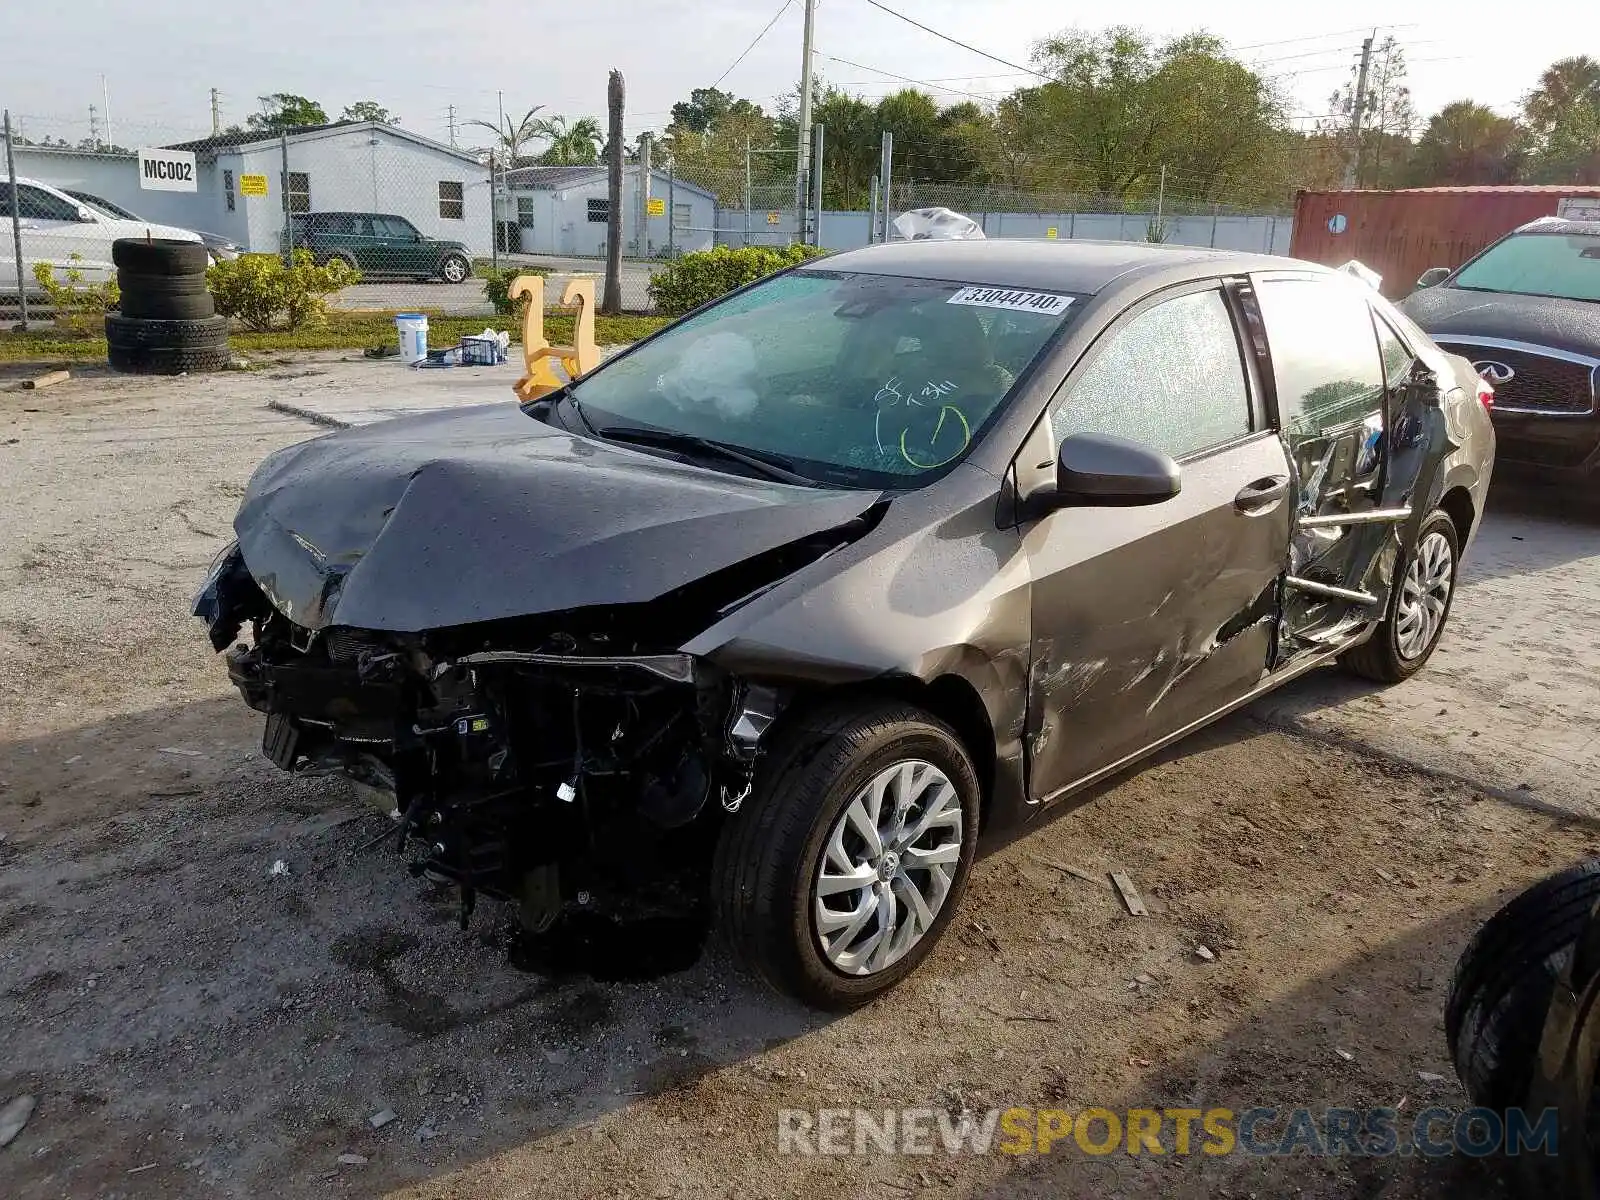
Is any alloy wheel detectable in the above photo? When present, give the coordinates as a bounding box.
[1396,529,1454,660]
[813,759,964,976]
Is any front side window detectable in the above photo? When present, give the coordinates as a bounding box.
[1375,316,1414,389]
[559,270,1082,488]
[10,184,83,221]
[1452,232,1600,302]
[1051,288,1251,459]
[1256,279,1384,437]
[438,180,464,220]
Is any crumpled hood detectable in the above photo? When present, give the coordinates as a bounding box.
[235,403,879,632]
[1401,285,1600,359]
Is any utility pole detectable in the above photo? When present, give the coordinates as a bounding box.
[1343,32,1375,189]
[744,136,753,247]
[602,70,625,315]
[211,88,221,136]
[878,130,894,242]
[5,110,30,330]
[101,75,113,148]
[638,132,652,258]
[794,0,818,236]
[446,104,457,148]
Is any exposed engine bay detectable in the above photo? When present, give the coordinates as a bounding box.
[199,551,786,932]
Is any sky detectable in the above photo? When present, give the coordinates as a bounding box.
[3,0,1593,153]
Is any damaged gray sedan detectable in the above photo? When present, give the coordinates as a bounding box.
[196,240,1494,1009]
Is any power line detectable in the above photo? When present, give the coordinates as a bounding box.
[862,0,1049,81]
[1232,24,1416,51]
[713,0,795,88]
[818,53,1001,103]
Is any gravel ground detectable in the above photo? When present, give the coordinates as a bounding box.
[1,364,1596,1198]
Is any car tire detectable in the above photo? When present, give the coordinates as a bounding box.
[105,314,230,350]
[112,238,208,276]
[439,252,471,284]
[1340,507,1460,683]
[321,251,358,271]
[108,342,233,375]
[118,292,217,321]
[711,700,980,1010]
[1446,862,1600,1109]
[117,271,210,297]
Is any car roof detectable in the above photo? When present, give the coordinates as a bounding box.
[1510,216,1600,237]
[802,238,1305,295]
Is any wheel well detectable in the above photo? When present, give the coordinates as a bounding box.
[1439,486,1476,544]
[776,675,998,822]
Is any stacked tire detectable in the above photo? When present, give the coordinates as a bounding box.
[106,239,231,375]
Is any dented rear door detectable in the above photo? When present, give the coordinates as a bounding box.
[1019,281,1291,805]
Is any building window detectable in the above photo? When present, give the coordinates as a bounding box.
[516,195,537,229]
[224,169,235,212]
[672,202,692,229]
[279,171,310,213]
[438,180,464,220]
[587,198,610,223]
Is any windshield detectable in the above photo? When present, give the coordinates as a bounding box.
[565,269,1080,488]
[67,191,139,220]
[1452,232,1600,302]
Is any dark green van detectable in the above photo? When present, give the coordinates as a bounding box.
[284,212,472,283]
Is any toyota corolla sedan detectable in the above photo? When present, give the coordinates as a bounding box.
[196,240,1494,1009]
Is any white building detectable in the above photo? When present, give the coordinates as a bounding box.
[499,165,716,258]
[11,122,492,255]
[168,122,492,255]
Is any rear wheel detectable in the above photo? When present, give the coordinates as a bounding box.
[321,250,358,272]
[1341,508,1460,683]
[712,701,980,1010]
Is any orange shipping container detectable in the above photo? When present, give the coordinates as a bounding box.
[1290,186,1599,297]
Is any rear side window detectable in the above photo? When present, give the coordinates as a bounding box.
[1375,316,1414,389]
[1256,280,1384,436]
[1051,288,1251,459]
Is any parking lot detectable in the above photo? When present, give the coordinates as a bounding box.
[326,258,659,317]
[2,360,1598,1198]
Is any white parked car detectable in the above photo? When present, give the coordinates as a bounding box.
[0,177,204,294]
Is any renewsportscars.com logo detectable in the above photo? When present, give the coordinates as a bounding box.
[777,1106,1559,1158]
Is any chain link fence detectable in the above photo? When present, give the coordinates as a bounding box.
[2,107,672,329]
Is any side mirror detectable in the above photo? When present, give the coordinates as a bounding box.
[1414,266,1451,290]
[76,205,96,223]
[1054,432,1181,507]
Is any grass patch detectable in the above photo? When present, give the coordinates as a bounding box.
[0,311,671,364]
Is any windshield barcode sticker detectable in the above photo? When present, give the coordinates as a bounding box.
[947,287,1073,315]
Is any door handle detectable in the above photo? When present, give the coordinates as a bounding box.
[1234,475,1289,513]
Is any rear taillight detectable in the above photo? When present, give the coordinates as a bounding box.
[1476,377,1494,411]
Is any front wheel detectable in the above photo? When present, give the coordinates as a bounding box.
[439,252,470,284]
[1341,508,1460,683]
[712,701,980,1010]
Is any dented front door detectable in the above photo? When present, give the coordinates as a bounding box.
[1019,283,1292,805]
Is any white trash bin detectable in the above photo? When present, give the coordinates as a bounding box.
[395,313,429,363]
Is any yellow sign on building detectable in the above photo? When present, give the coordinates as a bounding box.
[239,174,269,197]
[767,211,781,225]
[1046,227,1058,239]
[647,197,665,217]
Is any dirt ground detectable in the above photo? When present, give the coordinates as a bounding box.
[2,365,1597,1199]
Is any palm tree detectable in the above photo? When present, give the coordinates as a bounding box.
[465,105,553,166]
[538,116,604,166]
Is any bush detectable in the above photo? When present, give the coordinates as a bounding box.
[480,265,548,316]
[207,250,360,331]
[648,244,828,316]
[32,256,119,337]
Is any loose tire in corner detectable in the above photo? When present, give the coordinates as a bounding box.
[711,700,981,1010]
[112,238,208,276]
[1341,507,1461,683]
[105,314,230,351]
[1446,861,1600,1109]
[108,342,233,376]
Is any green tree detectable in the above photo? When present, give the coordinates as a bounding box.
[466,105,551,166]
[247,94,328,134]
[1407,102,1522,185]
[1019,28,1287,203]
[664,94,779,206]
[671,88,737,134]
[1521,56,1600,183]
[537,116,604,165]
[340,101,399,125]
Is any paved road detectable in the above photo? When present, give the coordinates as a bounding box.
[327,256,658,316]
